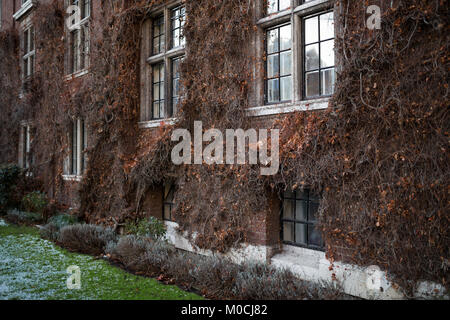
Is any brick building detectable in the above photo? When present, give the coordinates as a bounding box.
[0,1,447,299]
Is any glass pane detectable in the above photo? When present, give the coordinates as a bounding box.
[320,12,334,40]
[283,199,294,219]
[267,54,279,78]
[267,0,277,14]
[267,28,279,54]
[304,16,319,44]
[154,24,161,36]
[159,64,165,80]
[173,29,180,47]
[308,224,323,247]
[280,0,290,11]
[321,68,335,95]
[267,78,280,103]
[283,222,294,242]
[153,84,160,100]
[153,102,160,118]
[309,201,320,221]
[296,189,308,200]
[280,51,291,76]
[295,223,307,245]
[305,43,319,71]
[173,79,179,97]
[295,200,307,221]
[159,101,165,118]
[153,66,160,82]
[320,39,334,68]
[24,30,28,54]
[284,189,295,198]
[164,205,171,220]
[280,25,291,50]
[305,71,319,97]
[280,76,292,101]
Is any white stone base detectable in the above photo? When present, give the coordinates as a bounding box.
[164,221,448,300]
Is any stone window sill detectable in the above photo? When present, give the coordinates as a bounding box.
[138,117,177,129]
[62,175,83,182]
[246,97,330,117]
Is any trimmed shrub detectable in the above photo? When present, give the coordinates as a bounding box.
[21,191,47,214]
[40,214,78,241]
[58,224,118,255]
[124,216,167,240]
[6,209,42,225]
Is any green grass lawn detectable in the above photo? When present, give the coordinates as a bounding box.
[0,219,202,300]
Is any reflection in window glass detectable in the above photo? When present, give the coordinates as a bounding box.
[266,24,292,104]
[152,63,165,119]
[171,6,185,48]
[304,11,335,98]
[267,0,290,15]
[153,15,165,55]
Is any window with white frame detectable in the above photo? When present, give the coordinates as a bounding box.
[22,25,35,79]
[68,0,90,74]
[142,3,186,122]
[281,188,324,250]
[19,122,33,170]
[67,119,88,176]
[262,1,335,105]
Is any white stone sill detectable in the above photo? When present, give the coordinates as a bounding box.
[13,0,35,21]
[62,175,83,182]
[246,97,330,117]
[64,69,89,81]
[138,118,177,129]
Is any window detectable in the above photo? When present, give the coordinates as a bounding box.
[171,6,185,48]
[152,62,165,120]
[152,15,165,55]
[265,24,292,104]
[281,189,324,250]
[260,1,335,106]
[163,183,175,221]
[68,119,88,176]
[69,0,90,74]
[266,0,290,15]
[22,26,35,78]
[19,123,32,170]
[303,11,335,98]
[142,3,186,122]
[0,0,2,29]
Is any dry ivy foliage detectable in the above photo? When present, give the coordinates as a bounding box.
[275,0,449,294]
[1,0,448,294]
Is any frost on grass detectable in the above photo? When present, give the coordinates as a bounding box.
[0,219,7,227]
[0,225,201,300]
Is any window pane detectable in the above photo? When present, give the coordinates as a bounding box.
[279,0,290,11]
[295,200,307,221]
[320,39,334,68]
[280,51,291,76]
[160,82,165,100]
[308,224,323,247]
[267,54,279,78]
[309,201,320,221]
[280,76,292,101]
[283,199,294,219]
[305,71,319,97]
[267,0,277,14]
[295,223,307,245]
[304,16,318,44]
[305,44,319,71]
[153,102,160,119]
[320,12,334,40]
[283,222,294,242]
[321,68,335,95]
[159,101,165,118]
[267,78,280,103]
[279,25,291,50]
[164,204,172,220]
[153,84,160,100]
[266,28,279,54]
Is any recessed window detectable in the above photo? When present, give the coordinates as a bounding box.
[303,11,335,98]
[266,23,292,104]
[171,6,185,49]
[152,15,165,55]
[281,189,324,250]
[163,183,175,221]
[266,0,290,15]
[69,0,90,74]
[22,26,35,78]
[152,63,165,120]
[19,123,33,170]
[68,119,88,176]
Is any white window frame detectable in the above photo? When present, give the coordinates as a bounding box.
[140,1,186,127]
[22,25,35,79]
[18,121,33,170]
[63,118,88,181]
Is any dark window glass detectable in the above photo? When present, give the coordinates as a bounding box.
[171,56,183,116]
[281,188,324,250]
[152,63,165,119]
[163,184,175,221]
[266,24,292,104]
[152,15,165,55]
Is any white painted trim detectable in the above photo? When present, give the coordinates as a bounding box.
[138,117,177,129]
[246,98,330,117]
[65,69,89,81]
[13,0,34,21]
